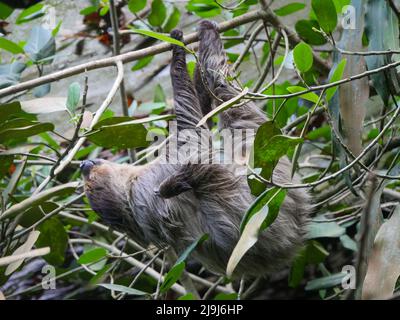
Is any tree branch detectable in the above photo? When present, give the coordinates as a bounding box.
[0,9,327,99]
[32,61,125,195]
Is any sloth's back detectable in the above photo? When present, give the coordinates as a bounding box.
[133,159,310,277]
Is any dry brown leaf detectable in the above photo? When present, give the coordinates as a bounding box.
[362,205,400,299]
[81,110,94,129]
[338,5,369,156]
[20,97,67,114]
[5,230,40,276]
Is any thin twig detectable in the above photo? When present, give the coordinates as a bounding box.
[69,238,187,295]
[33,62,124,195]
[232,23,264,72]
[0,10,279,99]
[249,100,400,189]
[109,0,135,163]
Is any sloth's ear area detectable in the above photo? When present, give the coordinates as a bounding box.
[155,175,192,198]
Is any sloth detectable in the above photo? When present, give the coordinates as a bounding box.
[81,21,310,278]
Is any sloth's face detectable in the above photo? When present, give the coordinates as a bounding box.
[80,159,140,228]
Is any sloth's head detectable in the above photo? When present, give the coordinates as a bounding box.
[80,159,142,230]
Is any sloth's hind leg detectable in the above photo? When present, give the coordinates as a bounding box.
[196,21,266,130]
[194,20,226,118]
[170,29,206,130]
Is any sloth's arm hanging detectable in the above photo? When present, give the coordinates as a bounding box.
[156,164,238,199]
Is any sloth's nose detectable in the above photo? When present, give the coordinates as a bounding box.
[80,160,96,176]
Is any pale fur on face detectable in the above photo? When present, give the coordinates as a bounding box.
[83,160,149,245]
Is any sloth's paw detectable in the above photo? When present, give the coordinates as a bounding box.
[170,29,184,41]
[155,177,192,199]
[198,20,218,32]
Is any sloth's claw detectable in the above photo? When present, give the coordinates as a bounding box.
[158,179,192,199]
[198,20,218,31]
[170,29,183,41]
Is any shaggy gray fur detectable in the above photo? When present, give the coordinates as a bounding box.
[82,21,310,278]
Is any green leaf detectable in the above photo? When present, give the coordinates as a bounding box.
[295,20,327,45]
[90,264,112,285]
[131,55,154,71]
[249,121,282,195]
[128,0,147,13]
[36,217,68,266]
[227,205,269,277]
[176,234,209,265]
[66,82,81,115]
[274,2,306,16]
[148,0,167,27]
[0,37,24,54]
[160,261,185,293]
[340,234,357,251]
[0,62,26,89]
[186,0,221,18]
[254,135,303,175]
[178,293,196,300]
[154,84,166,103]
[0,155,13,179]
[187,61,196,79]
[160,234,208,293]
[305,273,345,291]
[326,59,347,101]
[333,0,351,13]
[311,0,338,33]
[289,247,307,287]
[306,240,329,264]
[80,6,98,16]
[16,2,44,24]
[99,5,109,16]
[293,42,314,72]
[98,283,148,296]
[33,83,50,98]
[78,248,107,264]
[289,240,329,287]
[0,2,13,20]
[287,86,320,103]
[0,121,54,145]
[163,6,181,33]
[214,293,238,300]
[132,102,166,117]
[87,210,99,224]
[85,116,150,149]
[307,221,346,239]
[0,101,23,122]
[19,202,59,228]
[129,28,185,47]
[24,26,56,63]
[240,187,286,233]
[306,125,331,141]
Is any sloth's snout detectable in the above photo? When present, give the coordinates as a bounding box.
[80,160,97,177]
